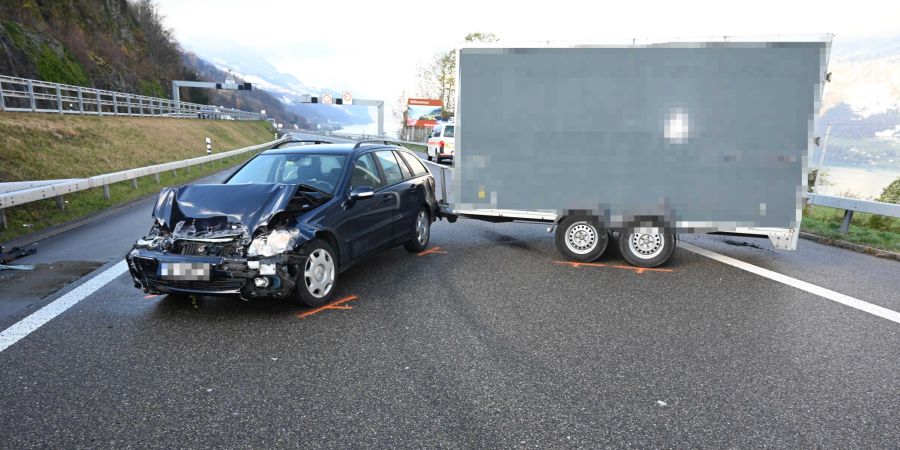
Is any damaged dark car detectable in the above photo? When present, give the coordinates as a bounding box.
[126,140,438,306]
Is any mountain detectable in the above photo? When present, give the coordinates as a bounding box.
[185,41,373,129]
[815,35,900,171]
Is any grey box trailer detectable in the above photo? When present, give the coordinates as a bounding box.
[437,36,831,267]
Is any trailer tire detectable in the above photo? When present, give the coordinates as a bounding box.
[618,229,675,268]
[555,216,609,262]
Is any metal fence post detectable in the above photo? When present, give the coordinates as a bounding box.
[127,95,132,116]
[77,87,84,113]
[97,91,102,115]
[27,79,36,111]
[55,85,63,114]
[138,96,143,116]
[0,80,5,112]
[131,178,138,189]
[839,210,853,233]
[154,173,160,184]
[0,208,6,230]
[55,195,65,210]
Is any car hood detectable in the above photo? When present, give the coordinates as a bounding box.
[152,183,301,237]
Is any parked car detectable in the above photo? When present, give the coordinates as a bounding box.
[126,139,438,306]
[426,122,455,163]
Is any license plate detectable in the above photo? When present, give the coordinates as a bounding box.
[158,262,211,281]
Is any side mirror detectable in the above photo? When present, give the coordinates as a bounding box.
[349,186,375,200]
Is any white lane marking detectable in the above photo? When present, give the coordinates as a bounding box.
[678,242,900,325]
[0,260,129,353]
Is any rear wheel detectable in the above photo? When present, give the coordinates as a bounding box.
[427,148,434,161]
[403,207,431,252]
[555,216,609,262]
[618,229,675,268]
[292,239,338,307]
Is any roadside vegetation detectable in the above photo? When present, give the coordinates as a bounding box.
[0,113,276,243]
[803,170,900,252]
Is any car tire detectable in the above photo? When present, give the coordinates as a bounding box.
[292,239,338,307]
[403,207,431,253]
[618,229,675,268]
[555,216,609,262]
[427,150,433,162]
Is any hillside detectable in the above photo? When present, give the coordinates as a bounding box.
[0,0,306,127]
[815,35,900,172]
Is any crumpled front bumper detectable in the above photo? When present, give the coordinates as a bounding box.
[126,248,295,299]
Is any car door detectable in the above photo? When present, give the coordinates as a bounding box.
[338,152,393,260]
[372,150,415,243]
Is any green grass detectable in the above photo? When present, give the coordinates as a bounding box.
[0,153,256,243]
[802,205,900,252]
[401,142,427,154]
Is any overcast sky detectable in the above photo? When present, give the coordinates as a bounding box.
[156,0,898,112]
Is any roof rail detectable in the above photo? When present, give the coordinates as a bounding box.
[272,139,333,148]
[353,139,398,149]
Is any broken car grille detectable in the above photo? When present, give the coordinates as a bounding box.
[172,240,240,257]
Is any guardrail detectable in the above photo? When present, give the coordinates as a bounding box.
[0,74,261,120]
[807,193,900,233]
[0,137,286,230]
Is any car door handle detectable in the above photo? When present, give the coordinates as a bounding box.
[381,194,392,202]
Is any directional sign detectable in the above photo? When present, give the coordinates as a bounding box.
[342,91,352,105]
[321,93,333,105]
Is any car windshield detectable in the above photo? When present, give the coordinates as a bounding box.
[226,153,346,193]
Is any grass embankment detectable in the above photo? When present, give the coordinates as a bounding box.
[401,142,427,154]
[0,113,276,243]
[802,205,900,253]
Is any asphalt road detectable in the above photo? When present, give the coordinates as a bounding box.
[0,139,898,448]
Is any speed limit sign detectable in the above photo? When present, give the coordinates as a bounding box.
[321,93,333,104]
[341,91,352,105]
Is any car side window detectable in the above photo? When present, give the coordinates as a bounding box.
[443,125,454,138]
[398,151,428,177]
[431,126,441,138]
[350,153,384,189]
[374,151,404,185]
[394,151,413,179]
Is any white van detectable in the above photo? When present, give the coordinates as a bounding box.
[426,122,455,163]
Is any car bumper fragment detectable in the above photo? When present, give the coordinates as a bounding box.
[126,249,294,299]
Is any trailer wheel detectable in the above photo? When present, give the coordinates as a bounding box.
[555,216,609,262]
[618,229,675,268]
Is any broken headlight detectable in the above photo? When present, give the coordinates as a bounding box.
[135,225,164,249]
[247,229,294,257]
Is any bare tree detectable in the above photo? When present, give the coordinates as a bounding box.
[415,32,498,118]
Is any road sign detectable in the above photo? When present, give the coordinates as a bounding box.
[342,91,352,105]
[321,93,333,105]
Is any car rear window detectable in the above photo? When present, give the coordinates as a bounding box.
[398,151,428,177]
[374,151,404,185]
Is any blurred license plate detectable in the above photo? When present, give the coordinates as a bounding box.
[158,262,210,280]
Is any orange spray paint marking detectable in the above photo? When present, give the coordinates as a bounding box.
[553,260,673,273]
[144,294,159,299]
[296,295,359,319]
[417,246,448,256]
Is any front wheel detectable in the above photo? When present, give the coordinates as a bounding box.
[403,208,431,252]
[618,230,675,268]
[292,239,338,307]
[555,216,609,262]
